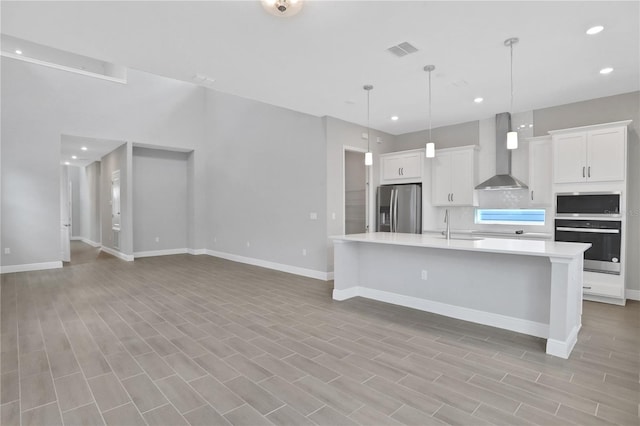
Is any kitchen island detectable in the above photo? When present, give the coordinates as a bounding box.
[332,232,591,358]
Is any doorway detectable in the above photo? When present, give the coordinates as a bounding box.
[60,135,125,265]
[344,149,368,234]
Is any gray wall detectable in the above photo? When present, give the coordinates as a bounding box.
[100,144,129,254]
[85,161,102,244]
[0,57,207,267]
[206,90,328,272]
[534,91,640,292]
[344,150,366,234]
[68,166,82,238]
[132,147,188,253]
[392,120,480,152]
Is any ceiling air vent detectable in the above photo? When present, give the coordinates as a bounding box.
[387,42,419,57]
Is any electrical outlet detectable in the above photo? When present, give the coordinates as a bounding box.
[302,248,307,256]
[421,270,428,281]
[331,212,336,220]
[4,248,10,255]
[246,241,251,247]
[309,212,318,220]
[155,237,160,243]
[214,237,217,243]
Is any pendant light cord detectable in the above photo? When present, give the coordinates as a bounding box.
[510,41,514,114]
[428,69,432,143]
[367,88,371,152]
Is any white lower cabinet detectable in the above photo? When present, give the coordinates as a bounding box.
[431,146,477,206]
[380,149,423,184]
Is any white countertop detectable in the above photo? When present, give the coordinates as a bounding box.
[423,229,553,240]
[332,232,591,259]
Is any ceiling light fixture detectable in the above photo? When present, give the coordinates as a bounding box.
[15,49,22,55]
[64,161,70,165]
[71,155,77,159]
[586,25,604,35]
[424,65,436,158]
[600,67,614,74]
[261,0,304,17]
[391,116,399,121]
[364,85,373,166]
[81,146,88,151]
[505,37,519,150]
[474,97,484,103]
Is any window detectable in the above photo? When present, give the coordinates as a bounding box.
[475,209,545,226]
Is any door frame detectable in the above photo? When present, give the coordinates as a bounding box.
[342,146,371,235]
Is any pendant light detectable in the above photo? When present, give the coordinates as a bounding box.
[364,85,374,166]
[505,37,519,150]
[261,0,304,17]
[424,65,436,158]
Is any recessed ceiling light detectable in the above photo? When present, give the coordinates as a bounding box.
[64,161,70,165]
[15,49,23,55]
[600,67,614,74]
[71,155,77,159]
[586,25,604,35]
[529,124,533,128]
[81,146,88,151]
[473,97,484,103]
[391,116,399,121]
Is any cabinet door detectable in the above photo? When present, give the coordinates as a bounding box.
[529,139,552,205]
[450,149,474,205]
[381,156,403,181]
[553,133,587,183]
[587,128,625,182]
[398,153,422,179]
[431,152,451,206]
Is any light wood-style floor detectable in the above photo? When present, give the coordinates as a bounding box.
[1,244,639,426]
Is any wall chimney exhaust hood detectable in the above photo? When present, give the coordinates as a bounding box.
[475,112,528,190]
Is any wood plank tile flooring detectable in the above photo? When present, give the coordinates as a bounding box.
[1,249,638,425]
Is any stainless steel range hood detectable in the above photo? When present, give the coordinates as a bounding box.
[475,112,528,190]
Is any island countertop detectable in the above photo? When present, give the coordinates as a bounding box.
[332,232,591,259]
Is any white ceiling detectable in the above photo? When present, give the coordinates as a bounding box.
[61,135,125,168]
[3,1,639,135]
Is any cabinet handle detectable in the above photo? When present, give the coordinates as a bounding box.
[451,193,454,203]
[582,166,585,178]
[583,286,592,290]
[401,167,404,176]
[588,166,591,178]
[531,190,534,201]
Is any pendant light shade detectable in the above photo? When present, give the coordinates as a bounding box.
[364,151,373,166]
[425,142,435,158]
[505,37,519,150]
[424,65,436,158]
[363,84,374,166]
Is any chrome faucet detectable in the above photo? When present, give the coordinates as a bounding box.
[444,209,451,240]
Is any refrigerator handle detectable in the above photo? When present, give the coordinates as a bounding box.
[390,189,395,232]
[393,188,399,232]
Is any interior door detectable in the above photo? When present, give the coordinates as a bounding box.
[60,166,71,262]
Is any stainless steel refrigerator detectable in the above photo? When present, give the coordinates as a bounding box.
[377,184,422,233]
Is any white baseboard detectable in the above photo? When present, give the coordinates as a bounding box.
[134,248,188,258]
[206,250,331,281]
[546,323,581,360]
[71,236,82,241]
[100,246,134,262]
[625,289,640,301]
[80,238,101,248]
[333,286,549,338]
[0,261,63,274]
[187,248,207,255]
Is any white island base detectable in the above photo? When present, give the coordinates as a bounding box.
[332,233,591,359]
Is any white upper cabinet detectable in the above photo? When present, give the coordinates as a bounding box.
[528,136,552,205]
[380,149,423,184]
[551,122,629,184]
[431,146,477,206]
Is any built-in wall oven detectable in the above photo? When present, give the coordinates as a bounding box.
[555,192,622,275]
[555,219,621,274]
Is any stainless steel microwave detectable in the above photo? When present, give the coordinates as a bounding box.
[556,192,621,217]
